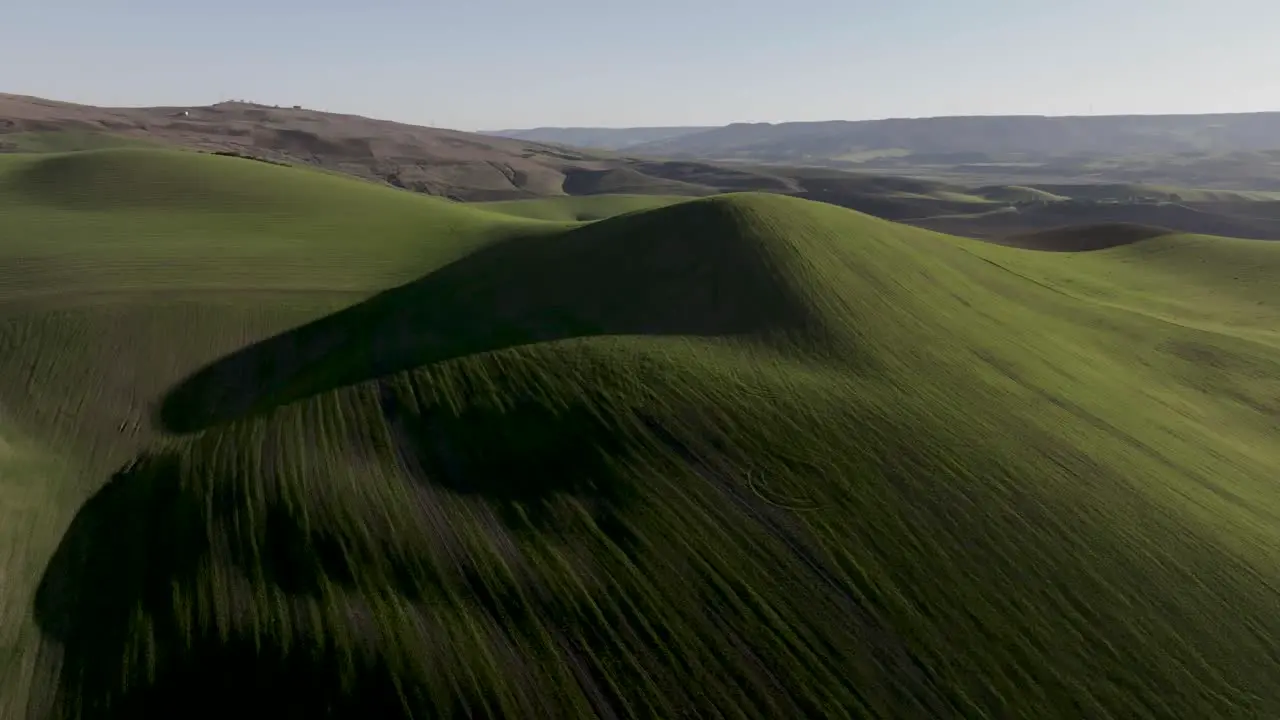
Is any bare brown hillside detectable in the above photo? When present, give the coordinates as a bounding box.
[1,94,878,202]
[5,93,1280,241]
[0,94,663,200]
[0,95,1047,206]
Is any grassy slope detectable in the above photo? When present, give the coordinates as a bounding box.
[2,149,1280,718]
[0,131,163,154]
[976,185,1070,203]
[0,149,538,296]
[1028,182,1280,203]
[967,232,1280,345]
[475,194,689,222]
[0,148,542,715]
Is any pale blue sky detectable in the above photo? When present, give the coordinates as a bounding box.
[5,1,1278,130]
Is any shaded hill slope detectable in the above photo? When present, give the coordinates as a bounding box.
[909,199,1280,241]
[474,194,688,222]
[996,223,1174,251]
[1,151,1279,717]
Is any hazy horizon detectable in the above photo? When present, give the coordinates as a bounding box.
[479,108,1280,133]
[7,0,1279,132]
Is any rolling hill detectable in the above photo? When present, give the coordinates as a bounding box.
[475,194,690,222]
[619,113,1280,159]
[481,126,713,150]
[0,93,645,201]
[909,200,1280,241]
[0,95,791,201]
[2,148,1280,718]
[7,94,1280,243]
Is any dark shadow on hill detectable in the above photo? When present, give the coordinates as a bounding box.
[159,197,823,433]
[378,379,619,502]
[998,223,1175,251]
[33,454,202,653]
[30,453,356,720]
[375,378,642,551]
[34,454,469,718]
[624,159,800,192]
[34,387,658,717]
[906,202,1280,241]
[799,190,979,221]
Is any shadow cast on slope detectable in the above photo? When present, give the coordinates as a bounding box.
[159,198,820,433]
[33,454,203,656]
[34,380,665,717]
[375,379,636,531]
[32,454,411,719]
[998,223,1175,251]
[910,202,1280,242]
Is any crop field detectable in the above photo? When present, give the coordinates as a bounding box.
[1,148,1279,718]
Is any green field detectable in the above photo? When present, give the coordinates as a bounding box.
[0,131,162,154]
[475,194,688,222]
[2,147,1279,718]
[974,185,1071,203]
[1026,182,1280,203]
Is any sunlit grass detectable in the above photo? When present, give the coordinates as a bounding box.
[0,149,1278,718]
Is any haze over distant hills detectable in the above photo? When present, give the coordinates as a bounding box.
[482,126,714,151]
[8,93,1280,243]
[485,112,1280,190]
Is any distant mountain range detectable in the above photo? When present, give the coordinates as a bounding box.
[485,113,1280,158]
[484,113,1280,190]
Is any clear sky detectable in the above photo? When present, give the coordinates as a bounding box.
[5,0,1278,131]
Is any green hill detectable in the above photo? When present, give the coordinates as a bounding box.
[0,130,163,154]
[475,194,688,222]
[2,148,1280,718]
[975,185,1070,203]
[1026,182,1280,203]
[0,148,539,297]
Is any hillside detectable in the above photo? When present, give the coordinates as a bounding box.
[475,194,689,222]
[909,200,1280,241]
[483,126,713,150]
[0,95,894,203]
[3,149,1280,718]
[0,95,796,201]
[624,113,1280,158]
[0,94,686,201]
[7,94,1280,243]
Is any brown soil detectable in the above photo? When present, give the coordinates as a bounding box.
[0,94,631,200]
[0,94,813,201]
[7,93,1280,246]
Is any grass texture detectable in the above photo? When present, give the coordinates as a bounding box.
[0,148,1278,719]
